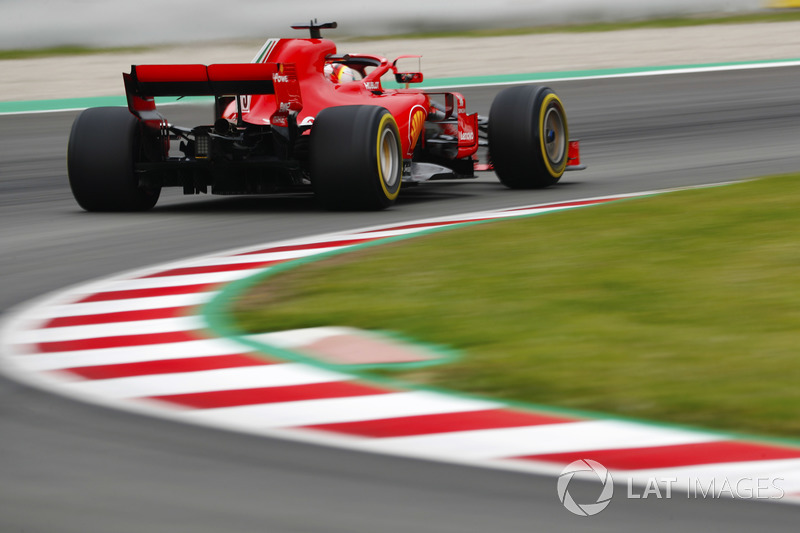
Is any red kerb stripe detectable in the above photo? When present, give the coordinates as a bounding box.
[361,219,492,234]
[516,441,800,470]
[150,381,391,409]
[236,238,379,256]
[43,306,191,328]
[505,198,620,212]
[36,330,203,353]
[76,283,216,303]
[304,409,578,438]
[62,354,270,380]
[142,261,279,278]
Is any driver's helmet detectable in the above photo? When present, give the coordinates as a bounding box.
[324,62,358,83]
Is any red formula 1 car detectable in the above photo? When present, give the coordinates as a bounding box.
[67,21,584,211]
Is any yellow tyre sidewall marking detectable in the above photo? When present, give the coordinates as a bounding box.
[538,93,569,178]
[376,113,401,201]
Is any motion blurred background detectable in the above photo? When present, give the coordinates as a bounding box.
[0,0,773,49]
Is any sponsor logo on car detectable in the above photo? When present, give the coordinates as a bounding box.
[409,106,426,151]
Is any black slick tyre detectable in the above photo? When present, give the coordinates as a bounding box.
[67,107,161,211]
[310,105,402,210]
[488,85,569,189]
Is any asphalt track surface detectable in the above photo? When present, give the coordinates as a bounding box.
[2,68,800,532]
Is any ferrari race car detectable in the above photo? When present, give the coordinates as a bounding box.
[67,21,584,211]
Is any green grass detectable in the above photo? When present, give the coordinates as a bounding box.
[0,45,151,61]
[232,175,800,440]
[346,10,800,41]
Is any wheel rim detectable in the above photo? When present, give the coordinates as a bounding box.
[543,105,566,164]
[379,127,399,188]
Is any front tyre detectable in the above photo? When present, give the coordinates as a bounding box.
[67,107,161,211]
[488,85,569,189]
[310,105,402,210]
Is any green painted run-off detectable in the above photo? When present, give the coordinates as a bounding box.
[3,58,800,115]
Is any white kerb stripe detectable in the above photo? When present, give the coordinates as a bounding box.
[10,338,258,371]
[27,292,217,319]
[182,391,501,429]
[350,228,436,239]
[355,420,724,460]
[60,363,349,398]
[98,269,257,291]
[624,458,800,497]
[166,246,353,268]
[13,316,204,344]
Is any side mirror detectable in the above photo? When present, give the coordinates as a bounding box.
[392,55,423,86]
[395,72,424,84]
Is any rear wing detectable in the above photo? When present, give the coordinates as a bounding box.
[123,63,302,127]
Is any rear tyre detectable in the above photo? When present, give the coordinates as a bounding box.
[310,105,402,210]
[488,85,568,189]
[67,107,161,211]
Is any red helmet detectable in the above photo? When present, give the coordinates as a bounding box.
[324,62,358,83]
